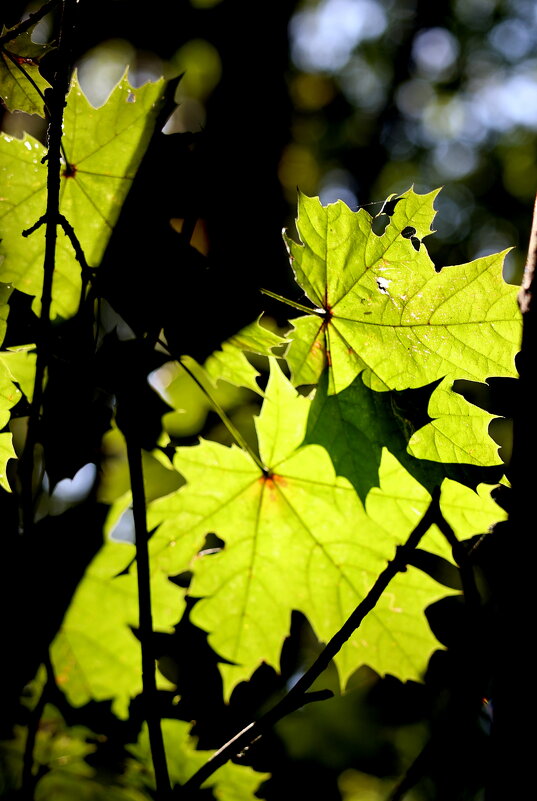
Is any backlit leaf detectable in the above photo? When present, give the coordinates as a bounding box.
[303,370,501,503]
[204,315,287,393]
[284,189,520,395]
[0,72,166,318]
[51,539,184,718]
[0,25,53,117]
[149,360,451,697]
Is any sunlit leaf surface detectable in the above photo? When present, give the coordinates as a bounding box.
[51,539,184,718]
[0,25,53,116]
[0,72,166,317]
[284,189,520,394]
[149,361,453,697]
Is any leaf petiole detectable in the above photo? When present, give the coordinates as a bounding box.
[260,287,324,316]
[156,339,268,474]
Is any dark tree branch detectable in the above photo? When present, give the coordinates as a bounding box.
[179,488,442,796]
[19,0,76,534]
[434,512,481,610]
[126,440,172,799]
[22,214,46,238]
[486,193,537,800]
[0,0,59,47]
[23,212,93,290]
[518,192,537,316]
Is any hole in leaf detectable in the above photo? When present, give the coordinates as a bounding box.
[372,215,389,236]
[401,226,416,239]
[376,276,390,294]
[411,236,421,251]
[381,196,401,216]
[171,570,193,588]
[198,532,224,555]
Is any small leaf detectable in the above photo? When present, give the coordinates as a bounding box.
[0,25,53,116]
[408,378,501,466]
[204,316,287,394]
[303,371,501,503]
[439,478,507,536]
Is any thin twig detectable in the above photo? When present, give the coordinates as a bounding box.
[22,215,46,237]
[57,213,95,310]
[518,192,537,315]
[23,212,94,289]
[433,511,481,609]
[0,0,60,47]
[179,488,442,796]
[19,0,75,533]
[126,439,172,799]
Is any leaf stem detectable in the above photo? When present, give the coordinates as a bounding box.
[126,438,172,800]
[156,339,268,474]
[180,487,442,795]
[260,287,323,316]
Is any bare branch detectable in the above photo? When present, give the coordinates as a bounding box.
[0,0,60,47]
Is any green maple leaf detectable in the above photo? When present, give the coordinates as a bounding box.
[203,316,287,394]
[50,539,184,718]
[304,370,503,503]
[148,360,453,697]
[406,376,501,466]
[0,337,36,491]
[438,477,507,535]
[129,719,268,799]
[284,189,520,395]
[0,25,53,117]
[0,72,166,318]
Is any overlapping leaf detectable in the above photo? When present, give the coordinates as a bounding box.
[51,538,184,718]
[0,299,36,490]
[149,360,455,697]
[0,24,53,117]
[203,316,287,393]
[0,72,166,317]
[406,376,500,466]
[284,189,520,395]
[304,370,502,503]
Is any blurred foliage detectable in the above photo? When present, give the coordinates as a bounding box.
[285,0,537,286]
